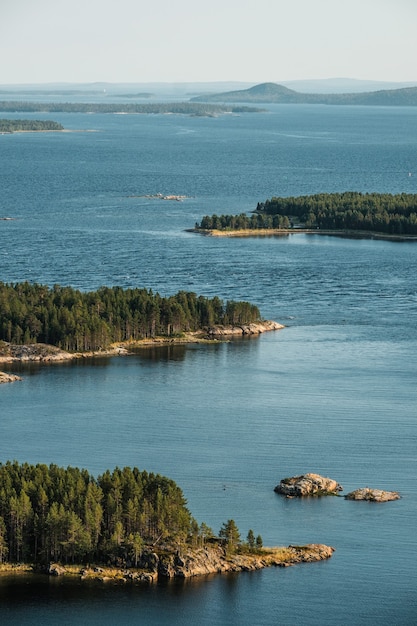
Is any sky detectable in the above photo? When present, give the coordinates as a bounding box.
[1,0,416,85]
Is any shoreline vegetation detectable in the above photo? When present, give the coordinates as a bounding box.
[0,461,333,585]
[0,102,263,116]
[0,119,64,133]
[0,283,282,373]
[193,192,417,240]
[0,321,283,378]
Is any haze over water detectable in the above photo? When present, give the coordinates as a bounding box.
[0,101,416,624]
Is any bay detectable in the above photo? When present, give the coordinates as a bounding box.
[0,102,416,624]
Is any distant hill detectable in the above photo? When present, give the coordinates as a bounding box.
[191,82,417,106]
[281,77,417,94]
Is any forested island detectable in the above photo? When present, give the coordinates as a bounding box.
[0,461,334,581]
[191,82,417,106]
[0,283,263,352]
[193,192,417,238]
[0,102,262,116]
[0,119,63,133]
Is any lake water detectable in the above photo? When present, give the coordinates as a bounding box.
[0,101,416,624]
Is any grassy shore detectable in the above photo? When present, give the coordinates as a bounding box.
[191,227,417,241]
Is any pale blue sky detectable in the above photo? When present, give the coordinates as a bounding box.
[1,0,416,84]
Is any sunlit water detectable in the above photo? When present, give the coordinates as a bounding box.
[0,103,416,624]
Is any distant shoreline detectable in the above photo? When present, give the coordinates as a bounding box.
[189,228,417,242]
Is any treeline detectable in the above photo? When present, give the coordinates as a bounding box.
[0,462,263,566]
[256,192,417,235]
[196,213,290,231]
[0,461,197,565]
[0,283,261,350]
[0,101,262,116]
[0,119,63,132]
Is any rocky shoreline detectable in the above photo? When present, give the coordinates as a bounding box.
[0,543,334,584]
[344,488,400,502]
[0,321,284,378]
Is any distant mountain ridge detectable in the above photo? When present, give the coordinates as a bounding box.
[191,82,417,106]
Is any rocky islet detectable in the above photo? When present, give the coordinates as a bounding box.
[275,473,399,502]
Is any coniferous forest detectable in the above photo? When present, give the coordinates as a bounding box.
[0,283,261,351]
[256,192,417,235]
[195,193,417,236]
[0,461,197,565]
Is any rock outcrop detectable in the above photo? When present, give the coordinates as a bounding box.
[0,342,74,363]
[156,543,334,579]
[0,371,22,384]
[207,320,284,338]
[275,473,343,497]
[344,488,400,502]
[44,544,334,584]
[0,342,129,363]
[48,563,67,576]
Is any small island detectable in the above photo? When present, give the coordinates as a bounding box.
[275,474,400,502]
[192,192,417,240]
[0,119,64,133]
[275,473,343,497]
[344,488,400,502]
[0,461,334,583]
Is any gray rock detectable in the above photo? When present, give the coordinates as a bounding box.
[47,563,66,576]
[344,487,400,502]
[275,473,343,497]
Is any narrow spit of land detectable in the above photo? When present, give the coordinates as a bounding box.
[190,227,417,241]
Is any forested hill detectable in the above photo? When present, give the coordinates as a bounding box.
[0,283,261,351]
[191,82,417,105]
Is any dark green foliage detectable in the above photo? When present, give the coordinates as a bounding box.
[0,119,63,132]
[0,461,195,564]
[247,529,255,550]
[219,519,241,553]
[0,102,262,116]
[196,212,290,231]
[257,192,417,235]
[0,283,261,350]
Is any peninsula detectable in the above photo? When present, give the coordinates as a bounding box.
[0,461,333,583]
[0,283,283,376]
[193,192,417,240]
